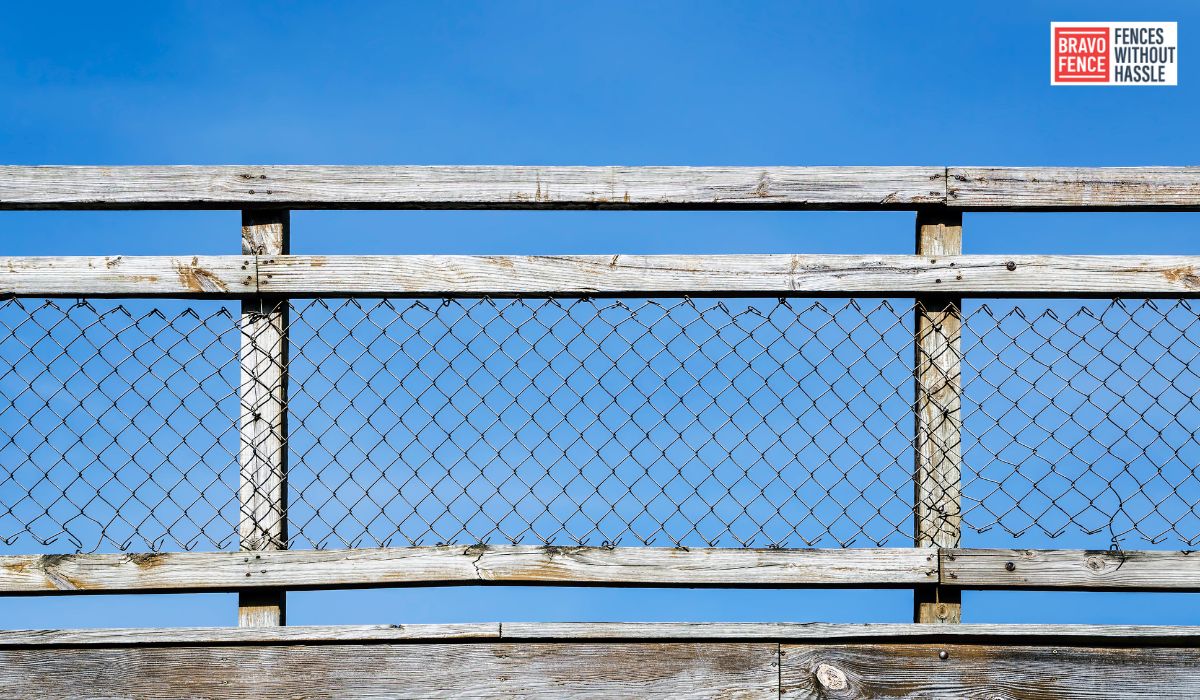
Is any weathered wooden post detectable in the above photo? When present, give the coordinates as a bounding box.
[913,207,963,624]
[238,209,290,626]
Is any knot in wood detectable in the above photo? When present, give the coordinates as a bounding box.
[815,663,848,690]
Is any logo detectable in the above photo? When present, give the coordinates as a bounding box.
[1051,22,1177,85]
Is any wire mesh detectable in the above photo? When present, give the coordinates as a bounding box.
[962,299,1200,547]
[3,296,1200,553]
[0,299,240,552]
[285,298,916,549]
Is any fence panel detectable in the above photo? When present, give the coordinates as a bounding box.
[6,295,1200,554]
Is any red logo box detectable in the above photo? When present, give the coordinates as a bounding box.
[1054,27,1110,82]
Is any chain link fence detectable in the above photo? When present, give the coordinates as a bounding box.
[2,296,1199,553]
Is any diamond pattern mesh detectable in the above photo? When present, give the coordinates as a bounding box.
[962,299,1200,547]
[285,298,916,548]
[0,300,240,552]
[3,297,1200,553]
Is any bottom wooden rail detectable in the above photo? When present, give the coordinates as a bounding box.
[0,545,937,593]
[6,546,1200,595]
[0,623,1197,699]
[943,548,1200,591]
[5,547,1200,595]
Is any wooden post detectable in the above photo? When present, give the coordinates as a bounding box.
[238,210,289,626]
[913,208,963,624]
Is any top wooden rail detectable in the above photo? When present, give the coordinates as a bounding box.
[2,165,1200,210]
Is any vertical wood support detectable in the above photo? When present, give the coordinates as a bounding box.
[913,208,963,624]
[238,210,290,626]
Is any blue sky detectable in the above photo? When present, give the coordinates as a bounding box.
[2,1,1199,628]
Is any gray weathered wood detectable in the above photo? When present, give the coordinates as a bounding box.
[6,165,1200,210]
[4,624,1199,699]
[0,546,936,594]
[0,623,501,647]
[238,209,289,627]
[943,549,1200,591]
[258,253,1200,296]
[913,209,963,625]
[11,547,1199,595]
[780,643,1200,699]
[0,642,779,699]
[9,254,1200,297]
[497,622,1200,643]
[7,165,1200,211]
[0,255,254,296]
[949,166,1200,210]
[0,165,945,210]
[4,622,1199,647]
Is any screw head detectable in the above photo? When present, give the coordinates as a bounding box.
[1005,260,1017,271]
[1005,561,1016,572]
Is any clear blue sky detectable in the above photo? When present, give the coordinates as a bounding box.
[1,1,1198,628]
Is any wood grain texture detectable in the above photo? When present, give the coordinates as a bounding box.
[6,166,1200,210]
[0,624,501,647]
[0,255,253,296]
[913,209,963,625]
[238,210,289,627]
[4,622,1199,648]
[11,547,1198,595]
[0,642,779,699]
[0,165,945,210]
[258,253,1200,297]
[0,546,936,594]
[780,643,1200,699]
[496,622,1200,643]
[237,588,284,627]
[4,626,1200,699]
[949,166,1200,210]
[943,549,1200,591]
[10,254,1200,297]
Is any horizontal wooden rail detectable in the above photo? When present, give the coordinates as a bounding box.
[2,623,1198,698]
[7,254,1200,298]
[0,255,254,297]
[0,165,945,210]
[0,546,937,594]
[4,622,1200,647]
[5,546,1199,595]
[943,549,1200,591]
[948,166,1200,210]
[2,165,1200,210]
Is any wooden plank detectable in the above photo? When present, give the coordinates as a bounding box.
[11,547,1199,595]
[0,624,501,647]
[0,165,945,210]
[943,549,1200,591]
[497,622,1200,643]
[4,622,1200,648]
[6,166,1200,211]
[0,642,780,699]
[0,546,936,594]
[472,545,936,587]
[238,209,289,627]
[949,166,1200,210]
[913,209,962,624]
[258,253,1200,297]
[780,643,1200,699]
[0,255,254,297]
[10,254,1200,297]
